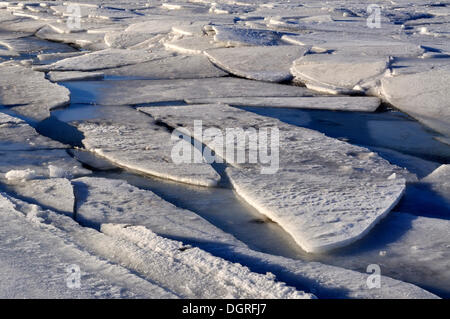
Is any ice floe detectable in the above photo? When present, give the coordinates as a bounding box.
[204,45,310,82]
[0,149,90,181]
[291,53,389,94]
[68,77,316,106]
[185,96,381,112]
[0,62,70,120]
[139,103,409,253]
[380,65,450,137]
[36,48,171,72]
[73,176,242,246]
[103,54,227,79]
[71,106,220,187]
[0,193,177,298]
[0,112,66,150]
[47,71,104,82]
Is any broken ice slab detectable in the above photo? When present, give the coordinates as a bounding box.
[0,62,70,121]
[0,193,177,298]
[100,223,313,299]
[139,103,409,253]
[204,45,310,82]
[34,48,173,72]
[242,106,450,162]
[0,112,67,150]
[70,106,220,187]
[185,96,381,112]
[381,65,450,137]
[2,178,75,216]
[0,149,90,181]
[65,77,315,106]
[102,54,228,79]
[316,212,450,296]
[211,25,283,46]
[34,26,108,50]
[73,176,243,247]
[291,53,389,94]
[36,51,87,64]
[104,30,155,49]
[163,35,226,55]
[0,36,77,54]
[46,71,104,82]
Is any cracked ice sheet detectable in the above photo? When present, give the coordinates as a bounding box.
[71,106,220,187]
[35,48,173,72]
[290,53,389,95]
[380,65,450,137]
[73,176,243,247]
[0,62,70,121]
[204,45,310,82]
[139,104,409,253]
[185,96,381,112]
[103,54,228,79]
[0,112,67,150]
[67,77,315,106]
[0,193,177,298]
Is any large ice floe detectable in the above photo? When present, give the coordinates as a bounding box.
[0,62,70,120]
[0,0,449,299]
[70,106,220,187]
[380,65,450,137]
[139,104,410,253]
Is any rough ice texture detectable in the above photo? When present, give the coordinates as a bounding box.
[0,193,177,298]
[139,104,409,253]
[204,45,310,82]
[73,177,243,246]
[0,112,67,150]
[100,224,313,299]
[3,178,75,216]
[291,54,389,94]
[0,36,76,53]
[72,106,220,187]
[186,96,381,112]
[0,62,71,120]
[380,65,450,137]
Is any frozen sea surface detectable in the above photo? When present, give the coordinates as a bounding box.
[0,0,449,299]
